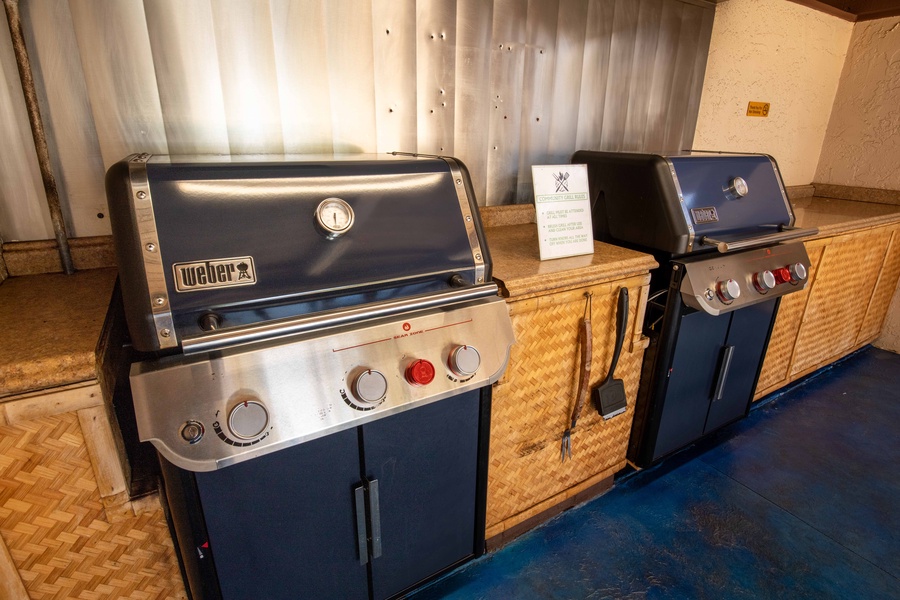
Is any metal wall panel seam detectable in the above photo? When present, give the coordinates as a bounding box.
[599,0,641,151]
[416,0,457,156]
[453,0,494,205]
[144,0,230,155]
[372,0,417,154]
[679,5,715,152]
[662,2,705,152]
[0,1,55,241]
[515,0,560,203]
[642,0,683,151]
[21,0,108,237]
[270,0,335,154]
[485,0,528,206]
[210,0,284,154]
[574,0,616,151]
[621,0,665,152]
[545,0,590,165]
[324,0,378,153]
[67,0,169,167]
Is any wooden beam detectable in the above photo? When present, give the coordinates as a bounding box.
[785,0,858,21]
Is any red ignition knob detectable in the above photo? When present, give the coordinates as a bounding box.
[405,359,436,386]
[772,267,792,285]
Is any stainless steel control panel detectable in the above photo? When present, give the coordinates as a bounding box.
[130,296,515,472]
[679,242,812,316]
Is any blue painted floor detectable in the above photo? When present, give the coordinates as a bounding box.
[411,347,900,599]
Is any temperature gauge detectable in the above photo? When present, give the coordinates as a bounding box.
[314,197,355,239]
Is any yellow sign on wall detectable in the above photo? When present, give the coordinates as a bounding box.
[747,102,771,117]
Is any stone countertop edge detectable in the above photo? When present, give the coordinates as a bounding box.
[793,196,900,239]
[0,268,117,399]
[485,223,658,300]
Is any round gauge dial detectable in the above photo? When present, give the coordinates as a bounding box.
[315,197,355,239]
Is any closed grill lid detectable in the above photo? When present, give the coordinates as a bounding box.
[106,154,489,352]
[573,151,799,256]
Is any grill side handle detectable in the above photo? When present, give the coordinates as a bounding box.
[699,226,818,253]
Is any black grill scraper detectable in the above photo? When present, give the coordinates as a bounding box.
[593,287,628,419]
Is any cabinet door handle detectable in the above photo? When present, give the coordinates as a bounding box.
[713,345,735,401]
[368,478,383,560]
[353,485,369,565]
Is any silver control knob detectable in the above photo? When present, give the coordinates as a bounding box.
[727,176,749,198]
[448,345,481,378]
[716,279,741,303]
[228,400,269,440]
[753,270,776,293]
[353,370,388,405]
[790,262,807,282]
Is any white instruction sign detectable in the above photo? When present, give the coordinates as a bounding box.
[532,164,594,260]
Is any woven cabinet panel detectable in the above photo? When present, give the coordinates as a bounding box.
[487,281,645,531]
[755,242,826,396]
[793,229,894,375]
[0,413,185,600]
[857,226,900,343]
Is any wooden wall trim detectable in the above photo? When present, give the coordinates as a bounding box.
[785,0,857,21]
[0,381,103,424]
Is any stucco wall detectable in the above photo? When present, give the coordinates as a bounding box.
[816,17,900,352]
[693,0,852,185]
[811,16,900,353]
[814,17,900,189]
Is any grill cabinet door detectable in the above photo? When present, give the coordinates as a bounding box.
[652,298,778,463]
[194,427,369,600]
[654,309,731,459]
[704,300,777,432]
[362,390,481,599]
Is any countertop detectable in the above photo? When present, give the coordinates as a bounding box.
[0,268,117,398]
[485,224,658,299]
[793,196,900,237]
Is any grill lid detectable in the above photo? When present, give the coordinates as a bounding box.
[106,154,490,352]
[573,151,813,256]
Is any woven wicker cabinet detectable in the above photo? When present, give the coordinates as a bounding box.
[0,385,186,600]
[756,222,900,399]
[480,216,655,544]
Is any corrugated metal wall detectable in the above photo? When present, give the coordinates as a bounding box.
[0,0,714,242]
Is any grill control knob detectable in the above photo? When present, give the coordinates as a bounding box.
[448,345,481,378]
[406,359,436,386]
[352,370,388,405]
[753,270,776,293]
[773,267,792,285]
[228,400,269,440]
[716,279,741,303]
[790,262,807,282]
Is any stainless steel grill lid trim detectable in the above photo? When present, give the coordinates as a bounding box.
[766,155,796,228]
[663,157,696,253]
[127,153,178,349]
[443,156,487,285]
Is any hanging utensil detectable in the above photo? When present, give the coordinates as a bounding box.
[593,287,629,419]
[561,293,592,462]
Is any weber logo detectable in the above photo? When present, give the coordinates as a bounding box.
[173,256,256,292]
[690,207,719,225]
